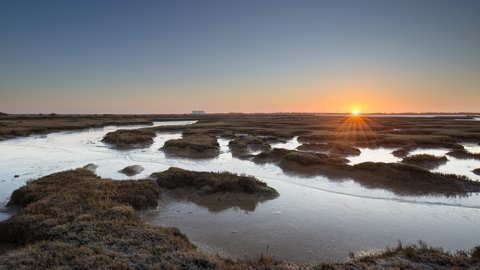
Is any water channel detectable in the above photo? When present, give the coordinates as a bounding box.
[0,120,479,263]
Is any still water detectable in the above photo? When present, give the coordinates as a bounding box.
[0,122,479,263]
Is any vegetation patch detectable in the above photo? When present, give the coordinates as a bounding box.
[82,163,98,172]
[340,240,480,269]
[280,150,349,167]
[154,167,279,197]
[401,154,448,169]
[297,132,335,143]
[282,151,329,166]
[1,169,160,246]
[392,147,412,157]
[352,162,480,194]
[102,128,157,148]
[119,165,144,176]
[162,134,220,158]
[252,148,293,164]
[447,150,480,160]
[254,148,479,194]
[220,130,237,139]
[228,135,271,157]
[0,169,241,269]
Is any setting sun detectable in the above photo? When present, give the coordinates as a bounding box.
[353,110,359,115]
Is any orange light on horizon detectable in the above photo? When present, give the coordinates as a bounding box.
[353,110,359,115]
[333,114,382,145]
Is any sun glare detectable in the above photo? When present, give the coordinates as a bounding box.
[353,110,359,115]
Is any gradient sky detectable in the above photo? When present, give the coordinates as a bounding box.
[1,1,479,114]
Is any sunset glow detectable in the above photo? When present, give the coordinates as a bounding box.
[1,1,479,114]
[353,110,359,115]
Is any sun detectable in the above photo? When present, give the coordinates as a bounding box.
[352,110,359,115]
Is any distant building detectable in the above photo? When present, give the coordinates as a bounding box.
[192,110,205,114]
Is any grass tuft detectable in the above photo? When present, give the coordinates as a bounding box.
[154,167,279,196]
[102,128,157,148]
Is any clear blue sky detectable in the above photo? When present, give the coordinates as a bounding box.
[1,0,479,114]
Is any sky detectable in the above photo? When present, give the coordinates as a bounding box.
[1,1,479,114]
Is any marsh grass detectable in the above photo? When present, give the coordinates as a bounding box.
[345,241,480,269]
[0,169,231,269]
[447,149,480,160]
[228,136,266,149]
[229,135,272,157]
[163,134,220,152]
[155,167,279,196]
[401,154,448,169]
[102,128,157,148]
[119,165,144,176]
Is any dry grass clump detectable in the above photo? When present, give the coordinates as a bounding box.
[155,167,279,196]
[297,132,335,143]
[253,148,293,164]
[254,149,348,168]
[253,147,480,194]
[162,134,221,159]
[119,165,144,176]
[297,143,331,152]
[82,163,98,172]
[229,136,265,149]
[102,128,157,148]
[447,149,480,160]
[221,130,238,139]
[229,136,271,157]
[252,149,353,179]
[282,151,329,166]
[329,142,361,156]
[342,241,480,269]
[0,169,233,269]
[353,162,480,193]
[401,154,448,169]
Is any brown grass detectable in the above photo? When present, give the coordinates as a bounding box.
[401,154,449,169]
[102,128,157,148]
[119,165,145,176]
[162,134,221,159]
[155,167,279,196]
[447,149,480,160]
